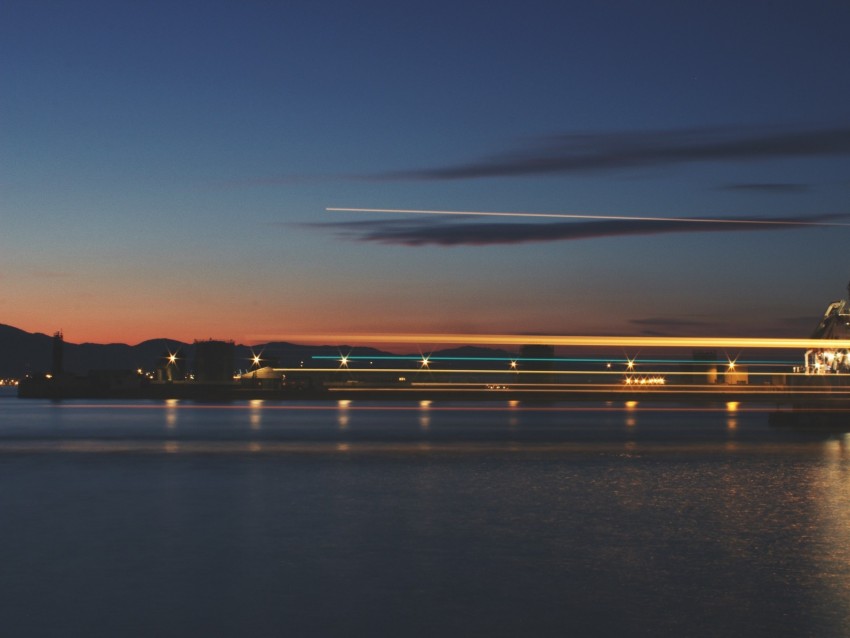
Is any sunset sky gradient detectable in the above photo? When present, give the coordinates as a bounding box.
[2,1,849,345]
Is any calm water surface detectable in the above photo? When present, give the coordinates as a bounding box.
[3,389,850,637]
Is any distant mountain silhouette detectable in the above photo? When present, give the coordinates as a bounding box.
[0,324,189,377]
[0,324,517,377]
[0,324,56,377]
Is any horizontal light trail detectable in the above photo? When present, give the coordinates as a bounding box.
[51,402,781,414]
[270,333,850,350]
[336,380,850,392]
[407,382,760,388]
[2,441,823,456]
[280,367,805,376]
[311,355,798,365]
[404,380,844,389]
[327,207,850,228]
[328,385,850,395]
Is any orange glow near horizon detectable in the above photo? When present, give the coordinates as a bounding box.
[5,278,818,348]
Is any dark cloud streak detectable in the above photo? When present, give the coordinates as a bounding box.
[377,126,850,181]
[310,213,850,247]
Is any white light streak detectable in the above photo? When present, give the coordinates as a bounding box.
[327,207,850,228]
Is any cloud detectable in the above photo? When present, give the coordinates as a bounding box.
[377,126,850,180]
[720,183,810,193]
[310,212,850,247]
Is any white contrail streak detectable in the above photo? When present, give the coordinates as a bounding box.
[326,207,850,227]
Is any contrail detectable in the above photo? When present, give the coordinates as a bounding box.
[327,207,850,228]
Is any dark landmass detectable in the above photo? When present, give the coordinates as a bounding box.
[0,323,516,378]
[0,324,187,378]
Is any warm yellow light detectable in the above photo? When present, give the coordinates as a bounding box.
[510,361,517,369]
[278,333,850,350]
[339,355,349,367]
[420,357,430,368]
[168,354,177,365]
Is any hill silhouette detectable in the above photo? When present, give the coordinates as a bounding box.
[0,324,516,377]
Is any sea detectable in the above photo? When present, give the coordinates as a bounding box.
[3,386,850,637]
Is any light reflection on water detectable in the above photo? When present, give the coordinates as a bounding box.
[418,400,431,429]
[726,401,739,430]
[0,397,800,441]
[248,399,263,430]
[3,398,850,636]
[814,437,850,624]
[336,399,350,429]
[164,398,179,429]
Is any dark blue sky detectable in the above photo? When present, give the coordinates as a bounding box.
[2,1,849,344]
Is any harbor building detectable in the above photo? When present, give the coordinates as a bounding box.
[193,340,235,384]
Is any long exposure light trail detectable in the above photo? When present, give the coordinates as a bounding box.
[284,368,820,386]
[327,385,850,396]
[48,403,779,414]
[281,367,808,377]
[311,355,797,365]
[327,207,850,228]
[268,333,850,350]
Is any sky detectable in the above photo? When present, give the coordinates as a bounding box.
[2,0,850,346]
